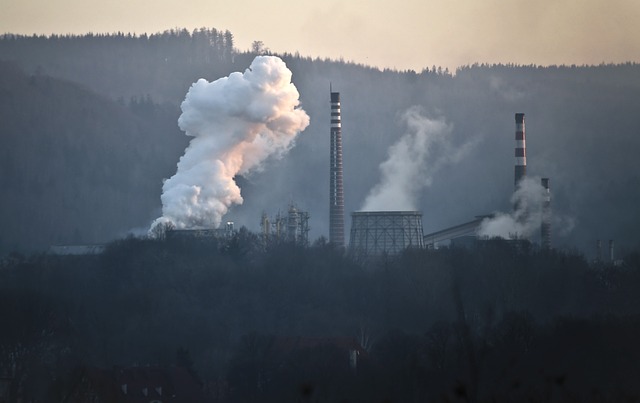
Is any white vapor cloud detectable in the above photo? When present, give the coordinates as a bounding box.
[150,55,309,232]
[478,177,545,239]
[361,107,476,211]
[478,176,575,241]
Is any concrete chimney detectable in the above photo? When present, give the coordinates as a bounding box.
[330,90,345,247]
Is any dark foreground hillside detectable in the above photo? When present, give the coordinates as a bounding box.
[1,235,640,401]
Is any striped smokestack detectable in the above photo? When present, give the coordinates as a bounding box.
[330,90,345,247]
[541,177,551,250]
[515,113,526,189]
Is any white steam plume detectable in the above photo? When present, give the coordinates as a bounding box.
[150,56,309,232]
[361,107,476,211]
[478,176,575,240]
[478,177,545,239]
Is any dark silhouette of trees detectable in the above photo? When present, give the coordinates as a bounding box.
[0,29,237,102]
[1,236,640,400]
[250,40,269,55]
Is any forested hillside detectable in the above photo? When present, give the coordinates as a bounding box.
[0,29,236,102]
[0,61,186,253]
[1,29,640,255]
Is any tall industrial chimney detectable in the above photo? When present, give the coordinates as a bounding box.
[541,178,551,250]
[330,90,345,246]
[514,113,526,189]
[609,240,615,262]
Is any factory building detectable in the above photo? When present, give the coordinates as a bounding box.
[423,215,492,249]
[166,222,235,242]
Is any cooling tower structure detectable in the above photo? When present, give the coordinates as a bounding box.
[330,91,345,247]
[514,113,527,189]
[349,211,424,260]
[541,177,551,250]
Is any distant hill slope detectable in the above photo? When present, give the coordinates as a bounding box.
[0,61,186,254]
[0,29,237,103]
[2,31,640,255]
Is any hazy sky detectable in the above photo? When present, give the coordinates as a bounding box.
[2,0,639,71]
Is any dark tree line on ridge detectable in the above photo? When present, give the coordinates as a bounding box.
[0,28,236,103]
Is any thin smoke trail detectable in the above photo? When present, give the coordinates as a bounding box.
[361,107,476,211]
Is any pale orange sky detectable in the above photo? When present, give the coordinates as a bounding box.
[2,0,639,72]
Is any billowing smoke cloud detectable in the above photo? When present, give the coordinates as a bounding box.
[361,107,476,211]
[478,177,545,239]
[150,56,309,232]
[478,176,575,240]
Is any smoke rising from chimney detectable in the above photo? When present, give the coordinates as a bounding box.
[478,177,545,239]
[478,176,575,240]
[150,56,309,232]
[361,107,476,211]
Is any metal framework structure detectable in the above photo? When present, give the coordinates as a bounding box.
[287,205,310,246]
[349,211,424,259]
[329,91,345,247]
[261,205,310,246]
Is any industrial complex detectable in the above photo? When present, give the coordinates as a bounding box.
[47,89,621,262]
[340,101,553,258]
[160,91,555,259]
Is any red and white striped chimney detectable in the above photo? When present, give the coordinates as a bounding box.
[514,113,526,189]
